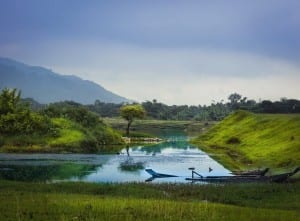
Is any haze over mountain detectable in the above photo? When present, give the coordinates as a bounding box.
[0,57,129,104]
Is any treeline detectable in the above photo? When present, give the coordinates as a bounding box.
[25,92,300,121]
[85,93,300,121]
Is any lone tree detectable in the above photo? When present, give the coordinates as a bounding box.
[120,104,146,136]
[228,92,242,110]
[228,92,242,105]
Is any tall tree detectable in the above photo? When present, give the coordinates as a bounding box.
[0,88,21,115]
[120,104,146,136]
[228,93,242,110]
[228,93,242,104]
[0,88,51,135]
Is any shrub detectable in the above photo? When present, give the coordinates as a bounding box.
[0,111,52,135]
[43,104,100,128]
[226,137,241,144]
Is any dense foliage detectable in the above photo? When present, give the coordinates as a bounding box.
[83,94,300,121]
[0,89,123,152]
[42,101,123,148]
[0,88,52,135]
[25,92,300,121]
[42,101,100,128]
[87,100,122,117]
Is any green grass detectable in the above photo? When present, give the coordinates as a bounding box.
[0,118,86,152]
[0,180,299,221]
[47,118,85,148]
[193,111,300,171]
[0,117,124,153]
[2,193,298,221]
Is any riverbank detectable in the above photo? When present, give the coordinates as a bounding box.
[0,90,125,154]
[0,117,124,154]
[0,180,299,221]
[192,111,300,171]
[122,136,163,144]
[0,117,212,153]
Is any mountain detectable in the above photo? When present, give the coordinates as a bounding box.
[0,57,129,104]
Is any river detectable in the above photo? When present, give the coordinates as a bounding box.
[0,129,231,183]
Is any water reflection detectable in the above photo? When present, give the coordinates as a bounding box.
[0,164,99,182]
[0,130,231,183]
[119,157,145,172]
[134,140,195,155]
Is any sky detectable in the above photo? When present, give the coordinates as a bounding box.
[0,0,300,105]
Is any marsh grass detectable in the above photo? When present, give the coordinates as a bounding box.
[0,181,299,221]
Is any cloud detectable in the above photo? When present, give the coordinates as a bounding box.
[1,0,299,105]
[4,40,298,105]
[1,0,300,61]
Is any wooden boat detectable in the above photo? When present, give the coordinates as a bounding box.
[186,167,300,183]
[231,168,269,176]
[145,167,300,183]
[185,175,268,183]
[145,169,178,178]
[268,167,300,183]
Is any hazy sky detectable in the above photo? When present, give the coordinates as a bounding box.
[1,0,300,105]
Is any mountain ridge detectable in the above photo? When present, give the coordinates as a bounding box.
[0,57,129,104]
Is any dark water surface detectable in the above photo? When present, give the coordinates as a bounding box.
[0,130,231,183]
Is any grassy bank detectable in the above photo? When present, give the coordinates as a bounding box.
[193,111,300,171]
[0,117,124,153]
[0,180,299,221]
[0,89,125,153]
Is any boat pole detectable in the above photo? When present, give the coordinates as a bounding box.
[189,167,204,179]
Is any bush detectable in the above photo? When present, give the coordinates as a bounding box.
[92,126,123,145]
[0,88,53,136]
[226,137,241,144]
[0,111,52,135]
[0,89,124,152]
[42,103,100,128]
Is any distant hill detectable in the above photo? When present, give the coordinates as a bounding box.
[0,57,129,104]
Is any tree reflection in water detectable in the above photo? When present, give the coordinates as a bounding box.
[119,145,145,172]
[0,163,100,182]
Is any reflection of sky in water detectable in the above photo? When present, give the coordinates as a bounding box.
[0,132,231,183]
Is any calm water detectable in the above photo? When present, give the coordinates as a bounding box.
[0,130,231,183]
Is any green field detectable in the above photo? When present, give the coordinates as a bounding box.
[0,181,299,221]
[193,111,300,171]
